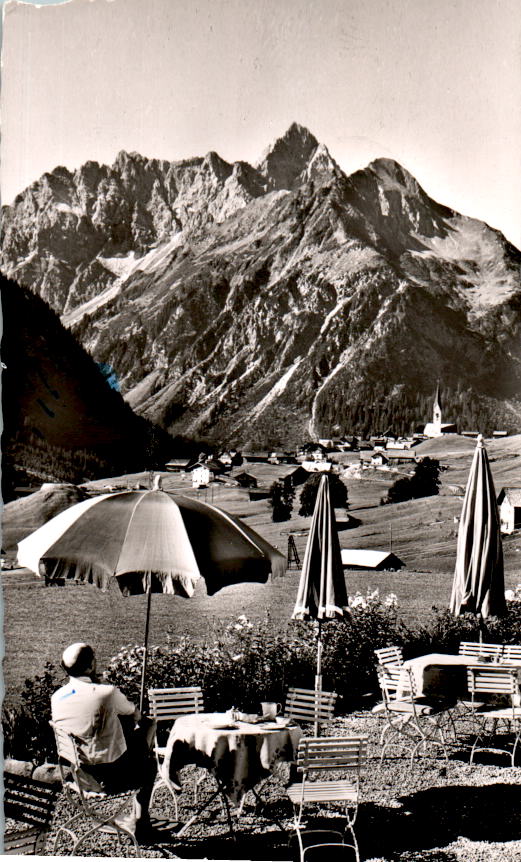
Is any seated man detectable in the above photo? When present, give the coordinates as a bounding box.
[51,642,157,842]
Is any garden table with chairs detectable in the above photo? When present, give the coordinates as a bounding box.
[398,649,521,700]
[162,711,303,835]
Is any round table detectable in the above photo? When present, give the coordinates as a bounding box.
[162,711,302,805]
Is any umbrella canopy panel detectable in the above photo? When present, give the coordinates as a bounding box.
[17,490,286,596]
[450,436,506,619]
[292,475,349,621]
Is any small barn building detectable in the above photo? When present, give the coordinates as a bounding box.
[165,458,191,472]
[243,451,270,463]
[385,450,417,465]
[233,472,258,489]
[497,487,521,534]
[341,549,405,571]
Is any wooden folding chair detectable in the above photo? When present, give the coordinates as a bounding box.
[504,645,521,663]
[459,641,504,661]
[147,686,204,814]
[456,642,505,720]
[468,666,521,766]
[374,646,404,668]
[287,735,367,862]
[50,721,139,856]
[285,687,337,735]
[3,772,59,855]
[375,663,451,770]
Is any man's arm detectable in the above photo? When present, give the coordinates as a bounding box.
[111,686,140,721]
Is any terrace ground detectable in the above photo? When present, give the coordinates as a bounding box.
[27,710,521,860]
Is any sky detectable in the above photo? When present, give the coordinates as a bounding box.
[1,0,521,247]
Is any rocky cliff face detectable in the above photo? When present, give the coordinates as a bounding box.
[3,123,521,446]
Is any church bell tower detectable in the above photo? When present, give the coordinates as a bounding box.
[433,383,442,434]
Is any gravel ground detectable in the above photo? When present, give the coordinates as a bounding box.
[33,710,521,860]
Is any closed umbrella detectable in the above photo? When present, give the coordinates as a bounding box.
[292,474,349,698]
[450,434,506,636]
[17,486,286,709]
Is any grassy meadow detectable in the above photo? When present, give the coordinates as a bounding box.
[3,434,521,704]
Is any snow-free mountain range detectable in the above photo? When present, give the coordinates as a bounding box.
[3,123,521,448]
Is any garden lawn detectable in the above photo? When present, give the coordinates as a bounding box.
[0,565,476,706]
[37,709,521,860]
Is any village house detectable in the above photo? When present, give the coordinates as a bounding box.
[188,458,225,488]
[497,487,521,534]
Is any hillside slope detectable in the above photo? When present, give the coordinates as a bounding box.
[1,276,173,500]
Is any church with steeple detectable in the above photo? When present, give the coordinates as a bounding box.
[423,383,457,437]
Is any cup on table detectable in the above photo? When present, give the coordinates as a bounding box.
[261,701,282,720]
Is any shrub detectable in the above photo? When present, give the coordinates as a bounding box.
[10,592,521,764]
[382,457,441,504]
[2,662,60,764]
[267,480,294,522]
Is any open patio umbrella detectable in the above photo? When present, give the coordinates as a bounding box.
[449,434,506,637]
[292,474,349,698]
[17,486,286,709]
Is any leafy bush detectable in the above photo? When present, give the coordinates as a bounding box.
[382,457,441,504]
[2,662,60,764]
[9,591,521,764]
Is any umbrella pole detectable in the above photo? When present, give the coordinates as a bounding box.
[315,620,323,736]
[139,581,152,714]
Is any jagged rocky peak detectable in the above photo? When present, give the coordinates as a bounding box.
[256,122,319,190]
[201,151,233,181]
[302,141,342,185]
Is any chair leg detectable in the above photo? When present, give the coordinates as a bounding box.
[344,802,360,862]
[150,774,179,820]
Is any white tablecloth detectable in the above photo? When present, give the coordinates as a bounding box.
[162,712,302,804]
[400,653,521,699]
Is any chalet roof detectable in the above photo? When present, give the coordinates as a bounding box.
[188,459,224,472]
[498,487,521,508]
[301,460,333,472]
[165,458,190,466]
[340,549,404,569]
[385,450,417,460]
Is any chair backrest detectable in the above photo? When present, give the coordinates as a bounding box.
[50,720,83,769]
[3,773,59,856]
[374,646,403,667]
[50,720,105,796]
[148,686,204,722]
[459,641,504,660]
[4,772,59,830]
[285,687,337,725]
[296,735,367,776]
[467,666,519,698]
[376,664,415,701]
[504,645,521,663]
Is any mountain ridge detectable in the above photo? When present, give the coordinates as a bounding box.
[2,123,521,447]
